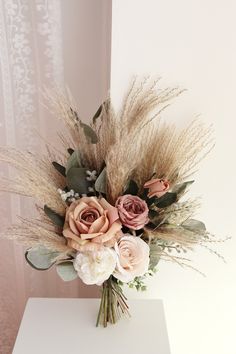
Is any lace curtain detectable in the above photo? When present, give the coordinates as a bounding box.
[0,1,111,352]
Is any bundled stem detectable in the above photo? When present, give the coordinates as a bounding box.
[96,277,130,327]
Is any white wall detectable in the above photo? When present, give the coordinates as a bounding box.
[111,1,236,354]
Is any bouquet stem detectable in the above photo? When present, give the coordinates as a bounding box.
[96,277,130,327]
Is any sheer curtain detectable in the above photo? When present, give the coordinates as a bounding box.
[0,1,111,352]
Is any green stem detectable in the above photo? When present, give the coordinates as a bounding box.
[96,283,105,327]
[96,277,130,327]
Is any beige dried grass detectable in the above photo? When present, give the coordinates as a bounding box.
[0,147,66,214]
[0,79,215,260]
[0,217,72,253]
[145,225,204,247]
[104,79,213,202]
[158,198,201,225]
[43,80,213,204]
[43,87,120,173]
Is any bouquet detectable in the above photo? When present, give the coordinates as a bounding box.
[0,79,225,327]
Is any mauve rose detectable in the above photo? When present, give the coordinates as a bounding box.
[115,194,149,230]
[63,197,122,252]
[113,235,150,283]
[144,178,170,198]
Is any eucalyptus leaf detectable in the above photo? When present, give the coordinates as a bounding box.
[149,244,162,269]
[155,192,177,208]
[52,162,66,177]
[56,262,78,281]
[25,246,60,270]
[95,167,107,194]
[171,180,194,198]
[124,180,139,195]
[66,167,91,194]
[92,103,103,124]
[148,209,158,219]
[182,219,206,233]
[80,122,98,144]
[66,149,81,173]
[44,205,65,228]
[146,195,157,206]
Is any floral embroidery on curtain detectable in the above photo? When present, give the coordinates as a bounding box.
[0,1,64,352]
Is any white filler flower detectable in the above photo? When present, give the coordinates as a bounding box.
[74,248,117,285]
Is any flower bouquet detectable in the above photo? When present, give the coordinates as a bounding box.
[0,79,225,327]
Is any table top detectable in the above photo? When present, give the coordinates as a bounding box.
[13,298,171,354]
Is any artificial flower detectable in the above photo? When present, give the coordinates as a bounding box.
[144,178,170,198]
[113,235,150,283]
[115,194,149,230]
[63,197,122,252]
[73,247,117,285]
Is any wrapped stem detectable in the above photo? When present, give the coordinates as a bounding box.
[96,277,130,327]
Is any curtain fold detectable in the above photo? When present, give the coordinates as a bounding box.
[0,1,111,352]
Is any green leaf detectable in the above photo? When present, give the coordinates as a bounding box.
[66,167,91,194]
[171,180,194,198]
[56,262,78,281]
[25,246,60,270]
[148,209,166,227]
[67,148,74,155]
[66,149,81,173]
[80,122,98,144]
[146,195,157,206]
[94,167,107,194]
[92,103,103,124]
[92,100,110,124]
[155,192,177,208]
[70,107,98,143]
[148,209,158,219]
[44,205,65,228]
[182,219,206,233]
[52,162,66,177]
[149,244,162,269]
[124,180,139,195]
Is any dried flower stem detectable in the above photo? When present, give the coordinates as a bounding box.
[96,277,130,327]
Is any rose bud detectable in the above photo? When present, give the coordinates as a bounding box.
[144,178,170,198]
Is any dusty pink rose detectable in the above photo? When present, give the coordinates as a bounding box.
[113,235,150,283]
[144,178,170,198]
[115,194,149,230]
[63,197,122,252]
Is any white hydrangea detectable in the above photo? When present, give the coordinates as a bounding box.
[73,248,117,285]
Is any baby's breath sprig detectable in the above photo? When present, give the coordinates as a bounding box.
[57,188,79,203]
[86,170,97,181]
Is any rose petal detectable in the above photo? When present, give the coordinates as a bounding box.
[144,179,158,187]
[148,190,166,198]
[87,197,104,215]
[73,202,88,220]
[100,198,119,225]
[68,216,80,235]
[92,221,122,244]
[88,215,108,234]
[74,220,89,233]
[80,232,103,240]
[63,228,88,245]
[65,200,79,221]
